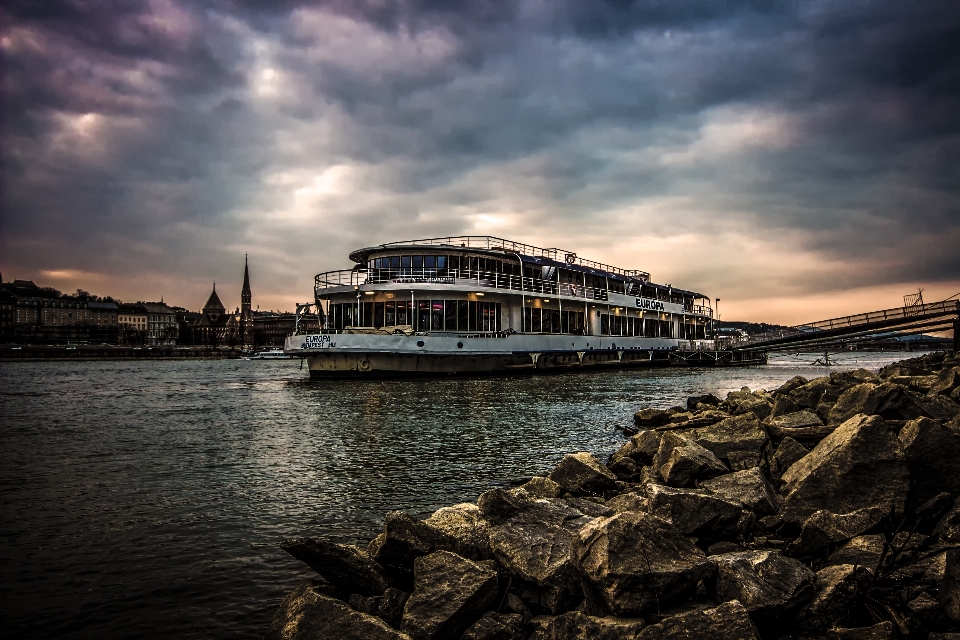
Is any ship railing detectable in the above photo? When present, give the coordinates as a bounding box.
[369,235,649,280]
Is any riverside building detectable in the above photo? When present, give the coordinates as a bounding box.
[285,237,718,377]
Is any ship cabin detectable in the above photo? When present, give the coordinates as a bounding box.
[312,237,714,344]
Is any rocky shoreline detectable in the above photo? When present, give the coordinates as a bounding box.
[266,351,960,640]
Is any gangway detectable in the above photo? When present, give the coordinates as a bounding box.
[735,296,960,353]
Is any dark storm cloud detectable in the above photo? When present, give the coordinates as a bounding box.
[1,0,958,313]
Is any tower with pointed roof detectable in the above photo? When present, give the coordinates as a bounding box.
[203,283,226,323]
[240,256,253,346]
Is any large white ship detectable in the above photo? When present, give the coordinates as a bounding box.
[285,236,758,377]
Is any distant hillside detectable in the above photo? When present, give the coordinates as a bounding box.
[716,320,792,336]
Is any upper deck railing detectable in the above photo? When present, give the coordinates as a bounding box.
[314,267,714,318]
[359,236,651,281]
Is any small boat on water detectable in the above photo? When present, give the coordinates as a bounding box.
[285,236,764,377]
[248,348,294,360]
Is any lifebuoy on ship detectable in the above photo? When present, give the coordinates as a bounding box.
[358,358,371,371]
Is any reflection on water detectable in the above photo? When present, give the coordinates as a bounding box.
[0,351,913,638]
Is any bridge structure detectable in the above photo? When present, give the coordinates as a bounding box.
[734,296,960,354]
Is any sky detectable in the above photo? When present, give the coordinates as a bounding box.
[2,0,959,324]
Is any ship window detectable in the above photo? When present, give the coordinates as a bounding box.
[390,256,400,269]
[444,300,456,330]
[424,255,436,269]
[449,255,460,272]
[661,320,673,338]
[469,257,479,272]
[600,313,609,335]
[401,255,411,269]
[385,302,396,326]
[413,255,424,269]
[374,302,385,328]
[417,300,430,331]
[397,301,408,326]
[468,301,477,331]
[437,255,446,270]
[532,308,542,333]
[431,300,444,330]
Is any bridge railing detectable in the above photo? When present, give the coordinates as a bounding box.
[742,298,960,346]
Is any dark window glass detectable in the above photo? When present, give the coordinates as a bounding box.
[401,255,411,268]
[495,303,501,332]
[432,300,444,330]
[390,256,400,269]
[458,301,468,330]
[385,303,395,326]
[417,300,430,331]
[397,301,408,326]
[469,257,479,272]
[437,256,446,269]
[552,310,561,334]
[600,313,609,335]
[413,255,423,269]
[362,302,373,327]
[424,255,436,269]
[449,255,460,272]
[445,300,457,330]
[468,301,477,331]
[374,302,384,328]
[532,308,542,333]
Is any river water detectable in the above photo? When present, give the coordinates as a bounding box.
[0,351,913,638]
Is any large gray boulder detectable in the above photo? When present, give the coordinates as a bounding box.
[775,375,809,397]
[724,389,773,421]
[424,503,492,560]
[400,551,498,640]
[780,414,909,528]
[765,410,832,443]
[634,408,672,427]
[368,511,459,591]
[790,508,888,554]
[683,413,769,463]
[265,582,412,640]
[712,550,816,621]
[828,383,902,424]
[653,432,728,487]
[478,487,593,613]
[789,377,832,409]
[349,588,410,628]
[572,511,715,616]
[771,437,809,480]
[461,611,525,640]
[701,468,780,516]
[527,611,646,639]
[770,394,801,417]
[636,601,760,640]
[899,417,960,503]
[548,452,618,496]
[929,366,960,396]
[797,564,873,632]
[281,538,390,597]
[643,484,755,543]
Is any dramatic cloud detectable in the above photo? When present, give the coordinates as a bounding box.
[2,0,958,322]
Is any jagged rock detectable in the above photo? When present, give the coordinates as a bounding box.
[781,414,909,527]
[265,582,411,640]
[653,432,728,487]
[789,377,832,409]
[519,477,563,499]
[682,413,769,464]
[708,541,744,555]
[830,368,879,387]
[889,375,939,393]
[725,449,762,471]
[643,484,754,543]
[771,395,801,417]
[527,610,646,639]
[400,551,498,640]
[790,508,886,554]
[610,430,662,467]
[688,393,722,410]
[797,564,873,632]
[423,503,492,560]
[478,487,593,612]
[929,366,960,396]
[461,611,525,640]
[765,409,826,439]
[349,588,410,628]
[368,511,459,591]
[712,550,816,621]
[701,468,780,516]
[607,456,636,480]
[775,375,809,397]
[605,490,647,514]
[935,499,960,543]
[910,391,960,420]
[826,621,895,640]
[668,411,694,424]
[772,436,809,479]
[634,408,672,427]
[880,363,935,379]
[548,452,618,496]
[281,538,390,597]
[562,496,614,519]
[725,389,773,421]
[636,600,759,640]
[942,549,960,623]
[899,417,960,503]
[827,534,885,569]
[572,511,716,616]
[684,409,732,428]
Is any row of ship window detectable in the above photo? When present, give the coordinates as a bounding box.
[597,313,708,339]
[328,301,503,332]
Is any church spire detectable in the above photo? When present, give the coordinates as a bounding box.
[241,254,252,318]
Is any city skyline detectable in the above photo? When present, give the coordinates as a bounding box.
[2,1,959,323]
